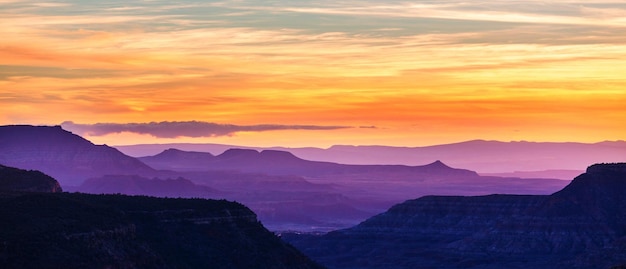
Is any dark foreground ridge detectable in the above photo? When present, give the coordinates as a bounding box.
[0,192,324,269]
[285,163,626,269]
[0,164,62,193]
[0,166,324,269]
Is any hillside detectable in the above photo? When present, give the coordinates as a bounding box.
[284,163,626,269]
[0,192,324,269]
[0,125,154,186]
[0,164,62,193]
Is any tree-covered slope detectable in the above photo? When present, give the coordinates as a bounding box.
[0,192,324,269]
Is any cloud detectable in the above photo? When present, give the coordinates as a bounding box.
[61,121,351,138]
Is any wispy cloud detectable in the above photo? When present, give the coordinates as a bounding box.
[2,0,626,145]
[61,121,352,138]
[233,1,626,27]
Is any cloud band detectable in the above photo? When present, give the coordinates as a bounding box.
[61,121,351,138]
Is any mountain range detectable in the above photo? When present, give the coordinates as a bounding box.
[139,148,478,179]
[0,164,324,269]
[2,124,625,267]
[0,125,571,232]
[137,147,571,231]
[284,163,626,268]
[117,140,626,178]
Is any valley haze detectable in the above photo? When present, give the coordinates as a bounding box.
[0,125,577,232]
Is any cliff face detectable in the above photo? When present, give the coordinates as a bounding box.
[0,125,154,186]
[354,194,546,236]
[285,163,626,269]
[0,164,62,193]
[0,192,324,269]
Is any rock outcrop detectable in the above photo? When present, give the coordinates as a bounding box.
[285,163,626,269]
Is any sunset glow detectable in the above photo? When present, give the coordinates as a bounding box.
[2,0,626,147]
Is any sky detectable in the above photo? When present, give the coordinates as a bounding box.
[2,0,626,147]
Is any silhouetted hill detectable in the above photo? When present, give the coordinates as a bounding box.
[0,192,325,269]
[0,164,62,193]
[0,125,155,186]
[77,175,219,198]
[285,163,626,268]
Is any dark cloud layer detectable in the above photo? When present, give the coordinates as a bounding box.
[61,121,351,138]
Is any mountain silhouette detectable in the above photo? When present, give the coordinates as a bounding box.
[0,192,324,269]
[0,125,155,186]
[285,163,626,268]
[141,148,478,180]
[119,140,626,177]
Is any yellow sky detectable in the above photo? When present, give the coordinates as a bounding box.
[2,0,626,147]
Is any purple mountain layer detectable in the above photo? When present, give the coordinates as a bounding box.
[140,148,478,180]
[140,148,571,199]
[0,125,155,186]
[118,140,626,176]
[139,148,570,232]
[76,175,219,198]
[0,125,573,232]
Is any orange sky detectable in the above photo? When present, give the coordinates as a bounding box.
[2,0,626,147]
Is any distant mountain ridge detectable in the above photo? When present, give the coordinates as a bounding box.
[140,148,478,180]
[76,175,219,198]
[139,148,216,171]
[118,140,626,176]
[0,125,572,232]
[138,148,570,231]
[0,125,155,186]
[284,163,626,268]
